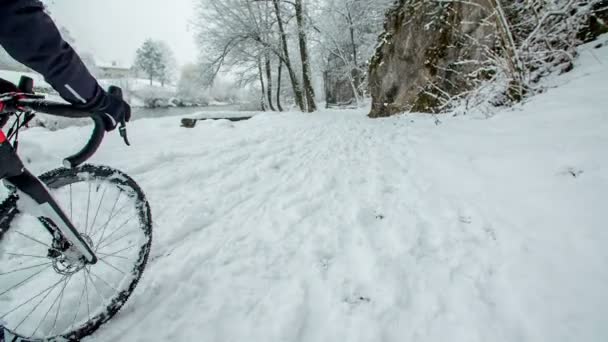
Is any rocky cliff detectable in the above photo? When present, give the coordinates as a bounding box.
[368,0,496,117]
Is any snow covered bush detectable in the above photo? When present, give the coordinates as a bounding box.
[496,0,602,99]
[455,0,605,112]
[369,0,605,117]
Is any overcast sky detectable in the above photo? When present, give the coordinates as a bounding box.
[48,0,199,67]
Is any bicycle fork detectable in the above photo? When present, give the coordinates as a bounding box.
[4,169,98,265]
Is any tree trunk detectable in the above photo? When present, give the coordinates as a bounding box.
[272,0,305,112]
[258,59,267,111]
[265,55,276,111]
[276,60,284,112]
[347,11,362,98]
[295,0,316,112]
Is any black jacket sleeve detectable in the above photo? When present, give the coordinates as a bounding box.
[0,0,101,104]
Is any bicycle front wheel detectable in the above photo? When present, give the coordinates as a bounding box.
[0,165,152,341]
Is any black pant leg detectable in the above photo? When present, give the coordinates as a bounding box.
[0,142,24,179]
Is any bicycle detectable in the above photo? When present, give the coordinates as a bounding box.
[0,77,152,341]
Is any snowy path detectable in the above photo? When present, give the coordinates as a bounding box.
[10,40,608,341]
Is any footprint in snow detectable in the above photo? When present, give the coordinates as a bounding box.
[560,167,584,178]
[344,295,372,306]
[459,216,472,224]
[356,208,385,226]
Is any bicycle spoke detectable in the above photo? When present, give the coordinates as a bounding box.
[84,271,91,324]
[5,252,48,259]
[98,229,138,251]
[15,231,51,249]
[50,275,72,336]
[97,253,129,261]
[13,284,59,333]
[88,269,119,293]
[1,276,65,321]
[84,267,107,303]
[96,213,137,249]
[84,182,91,235]
[90,192,123,240]
[69,274,88,331]
[30,276,69,338]
[0,262,52,276]
[88,184,107,235]
[0,266,52,297]
[69,184,73,222]
[9,277,65,330]
[97,244,137,259]
[93,191,123,252]
[91,205,130,243]
[99,259,126,276]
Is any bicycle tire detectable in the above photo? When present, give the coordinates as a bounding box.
[0,164,152,341]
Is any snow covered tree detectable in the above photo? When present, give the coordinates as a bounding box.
[134,39,163,85]
[156,41,177,87]
[178,63,207,103]
[133,39,175,87]
[270,0,306,111]
[495,0,604,101]
[193,0,321,112]
[316,0,393,106]
[294,0,316,112]
[194,0,273,109]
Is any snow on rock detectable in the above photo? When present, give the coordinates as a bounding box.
[7,38,608,342]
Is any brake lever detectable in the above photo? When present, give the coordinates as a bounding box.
[119,119,130,146]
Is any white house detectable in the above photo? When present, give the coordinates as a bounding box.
[97,61,131,79]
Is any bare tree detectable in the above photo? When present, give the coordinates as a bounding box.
[315,0,393,106]
[276,60,284,111]
[195,0,309,111]
[157,41,177,87]
[257,57,268,110]
[271,0,306,111]
[265,54,276,110]
[295,0,317,112]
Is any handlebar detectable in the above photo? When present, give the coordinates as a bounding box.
[17,99,107,168]
[65,115,105,168]
[13,82,126,168]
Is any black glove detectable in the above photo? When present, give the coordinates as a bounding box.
[76,86,131,132]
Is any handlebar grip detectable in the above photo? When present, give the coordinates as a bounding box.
[108,85,123,99]
[62,86,123,168]
[18,76,34,94]
[63,115,105,168]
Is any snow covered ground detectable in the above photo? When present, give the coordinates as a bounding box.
[4,38,608,341]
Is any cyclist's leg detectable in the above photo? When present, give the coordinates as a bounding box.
[1,132,50,203]
[0,136,25,180]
